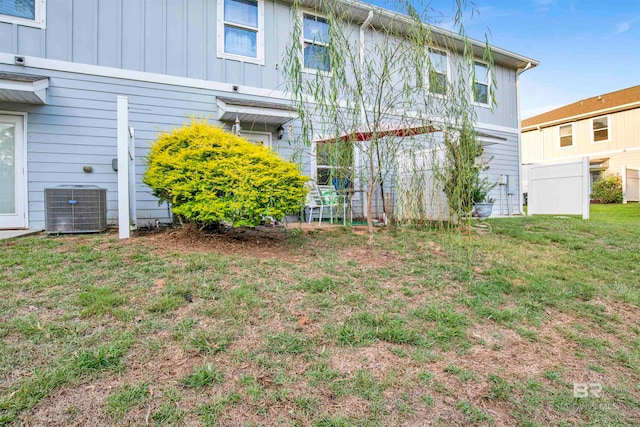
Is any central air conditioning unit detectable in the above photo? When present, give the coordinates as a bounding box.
[45,186,107,234]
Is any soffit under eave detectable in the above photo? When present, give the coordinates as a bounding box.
[0,74,49,104]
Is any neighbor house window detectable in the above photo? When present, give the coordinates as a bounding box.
[303,13,330,72]
[592,116,609,142]
[473,61,489,105]
[0,0,45,28]
[559,124,573,147]
[217,0,264,64]
[428,49,448,96]
[316,142,352,185]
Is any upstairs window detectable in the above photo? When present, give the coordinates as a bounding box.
[592,116,609,142]
[303,13,330,72]
[0,0,45,28]
[559,124,573,147]
[428,49,448,96]
[473,61,489,105]
[217,0,264,64]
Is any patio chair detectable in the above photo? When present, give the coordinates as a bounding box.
[305,181,342,224]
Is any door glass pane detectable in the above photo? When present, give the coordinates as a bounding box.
[224,26,257,57]
[0,124,16,214]
[224,0,257,28]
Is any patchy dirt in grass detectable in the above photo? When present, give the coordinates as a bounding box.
[126,225,405,274]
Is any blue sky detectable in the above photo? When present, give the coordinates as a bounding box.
[367,0,640,119]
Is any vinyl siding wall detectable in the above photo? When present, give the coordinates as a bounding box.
[0,0,293,90]
[522,107,640,175]
[0,0,521,129]
[0,64,307,229]
[0,0,526,227]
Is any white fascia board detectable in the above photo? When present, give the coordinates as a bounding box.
[0,54,521,135]
[527,146,640,165]
[217,98,297,122]
[0,53,288,101]
[0,77,49,104]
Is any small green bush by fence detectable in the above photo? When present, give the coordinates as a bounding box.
[143,119,308,227]
[591,175,623,204]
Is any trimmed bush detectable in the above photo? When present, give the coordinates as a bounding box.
[143,119,308,227]
[591,175,623,204]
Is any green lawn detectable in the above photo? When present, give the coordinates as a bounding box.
[0,204,638,426]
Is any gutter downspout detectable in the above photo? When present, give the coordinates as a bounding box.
[516,61,532,215]
[358,10,374,219]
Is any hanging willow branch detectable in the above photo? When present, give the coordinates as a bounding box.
[283,0,496,246]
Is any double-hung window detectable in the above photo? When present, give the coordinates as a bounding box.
[592,116,609,143]
[473,61,489,105]
[217,0,264,64]
[428,49,448,96]
[559,124,573,147]
[0,0,46,28]
[303,13,330,72]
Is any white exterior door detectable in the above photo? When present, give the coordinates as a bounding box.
[243,131,272,147]
[0,115,27,229]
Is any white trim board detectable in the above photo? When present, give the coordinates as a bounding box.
[0,54,520,135]
[528,146,640,164]
[0,53,286,100]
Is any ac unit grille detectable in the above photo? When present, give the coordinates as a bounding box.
[45,186,107,234]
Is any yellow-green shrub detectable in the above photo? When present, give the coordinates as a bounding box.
[143,119,308,227]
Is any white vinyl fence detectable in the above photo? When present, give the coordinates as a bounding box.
[395,148,451,222]
[528,157,590,219]
[623,167,640,203]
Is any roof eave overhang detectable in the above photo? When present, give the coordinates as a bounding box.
[522,101,640,132]
[288,0,539,70]
[217,98,297,126]
[0,77,49,104]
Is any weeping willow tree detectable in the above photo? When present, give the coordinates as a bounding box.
[284,0,496,246]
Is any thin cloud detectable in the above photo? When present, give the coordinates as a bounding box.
[615,22,631,34]
[534,0,556,13]
[614,17,638,35]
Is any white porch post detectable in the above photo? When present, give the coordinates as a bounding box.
[582,156,590,220]
[117,96,130,239]
[622,166,627,204]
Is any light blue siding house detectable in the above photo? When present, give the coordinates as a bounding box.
[0,0,537,231]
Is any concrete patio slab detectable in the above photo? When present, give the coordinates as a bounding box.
[0,229,42,240]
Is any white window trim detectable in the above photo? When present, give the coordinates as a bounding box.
[471,59,490,108]
[427,47,450,98]
[591,115,610,144]
[0,0,46,29]
[558,123,574,148]
[216,0,265,65]
[300,9,331,75]
[0,110,29,228]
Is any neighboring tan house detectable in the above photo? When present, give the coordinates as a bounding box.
[0,0,537,230]
[521,86,640,193]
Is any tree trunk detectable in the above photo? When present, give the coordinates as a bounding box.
[367,146,375,248]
